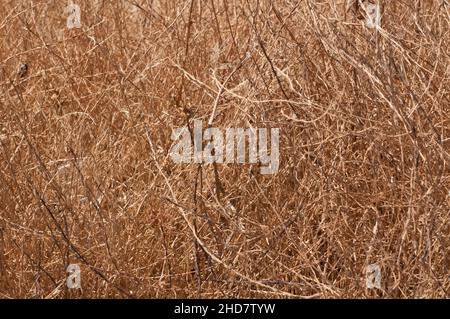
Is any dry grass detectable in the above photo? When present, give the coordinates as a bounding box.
[0,0,449,298]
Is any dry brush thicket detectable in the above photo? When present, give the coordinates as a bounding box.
[0,0,449,298]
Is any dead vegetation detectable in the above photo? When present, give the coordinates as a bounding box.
[0,0,449,298]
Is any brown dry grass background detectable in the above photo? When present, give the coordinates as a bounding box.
[0,0,449,298]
